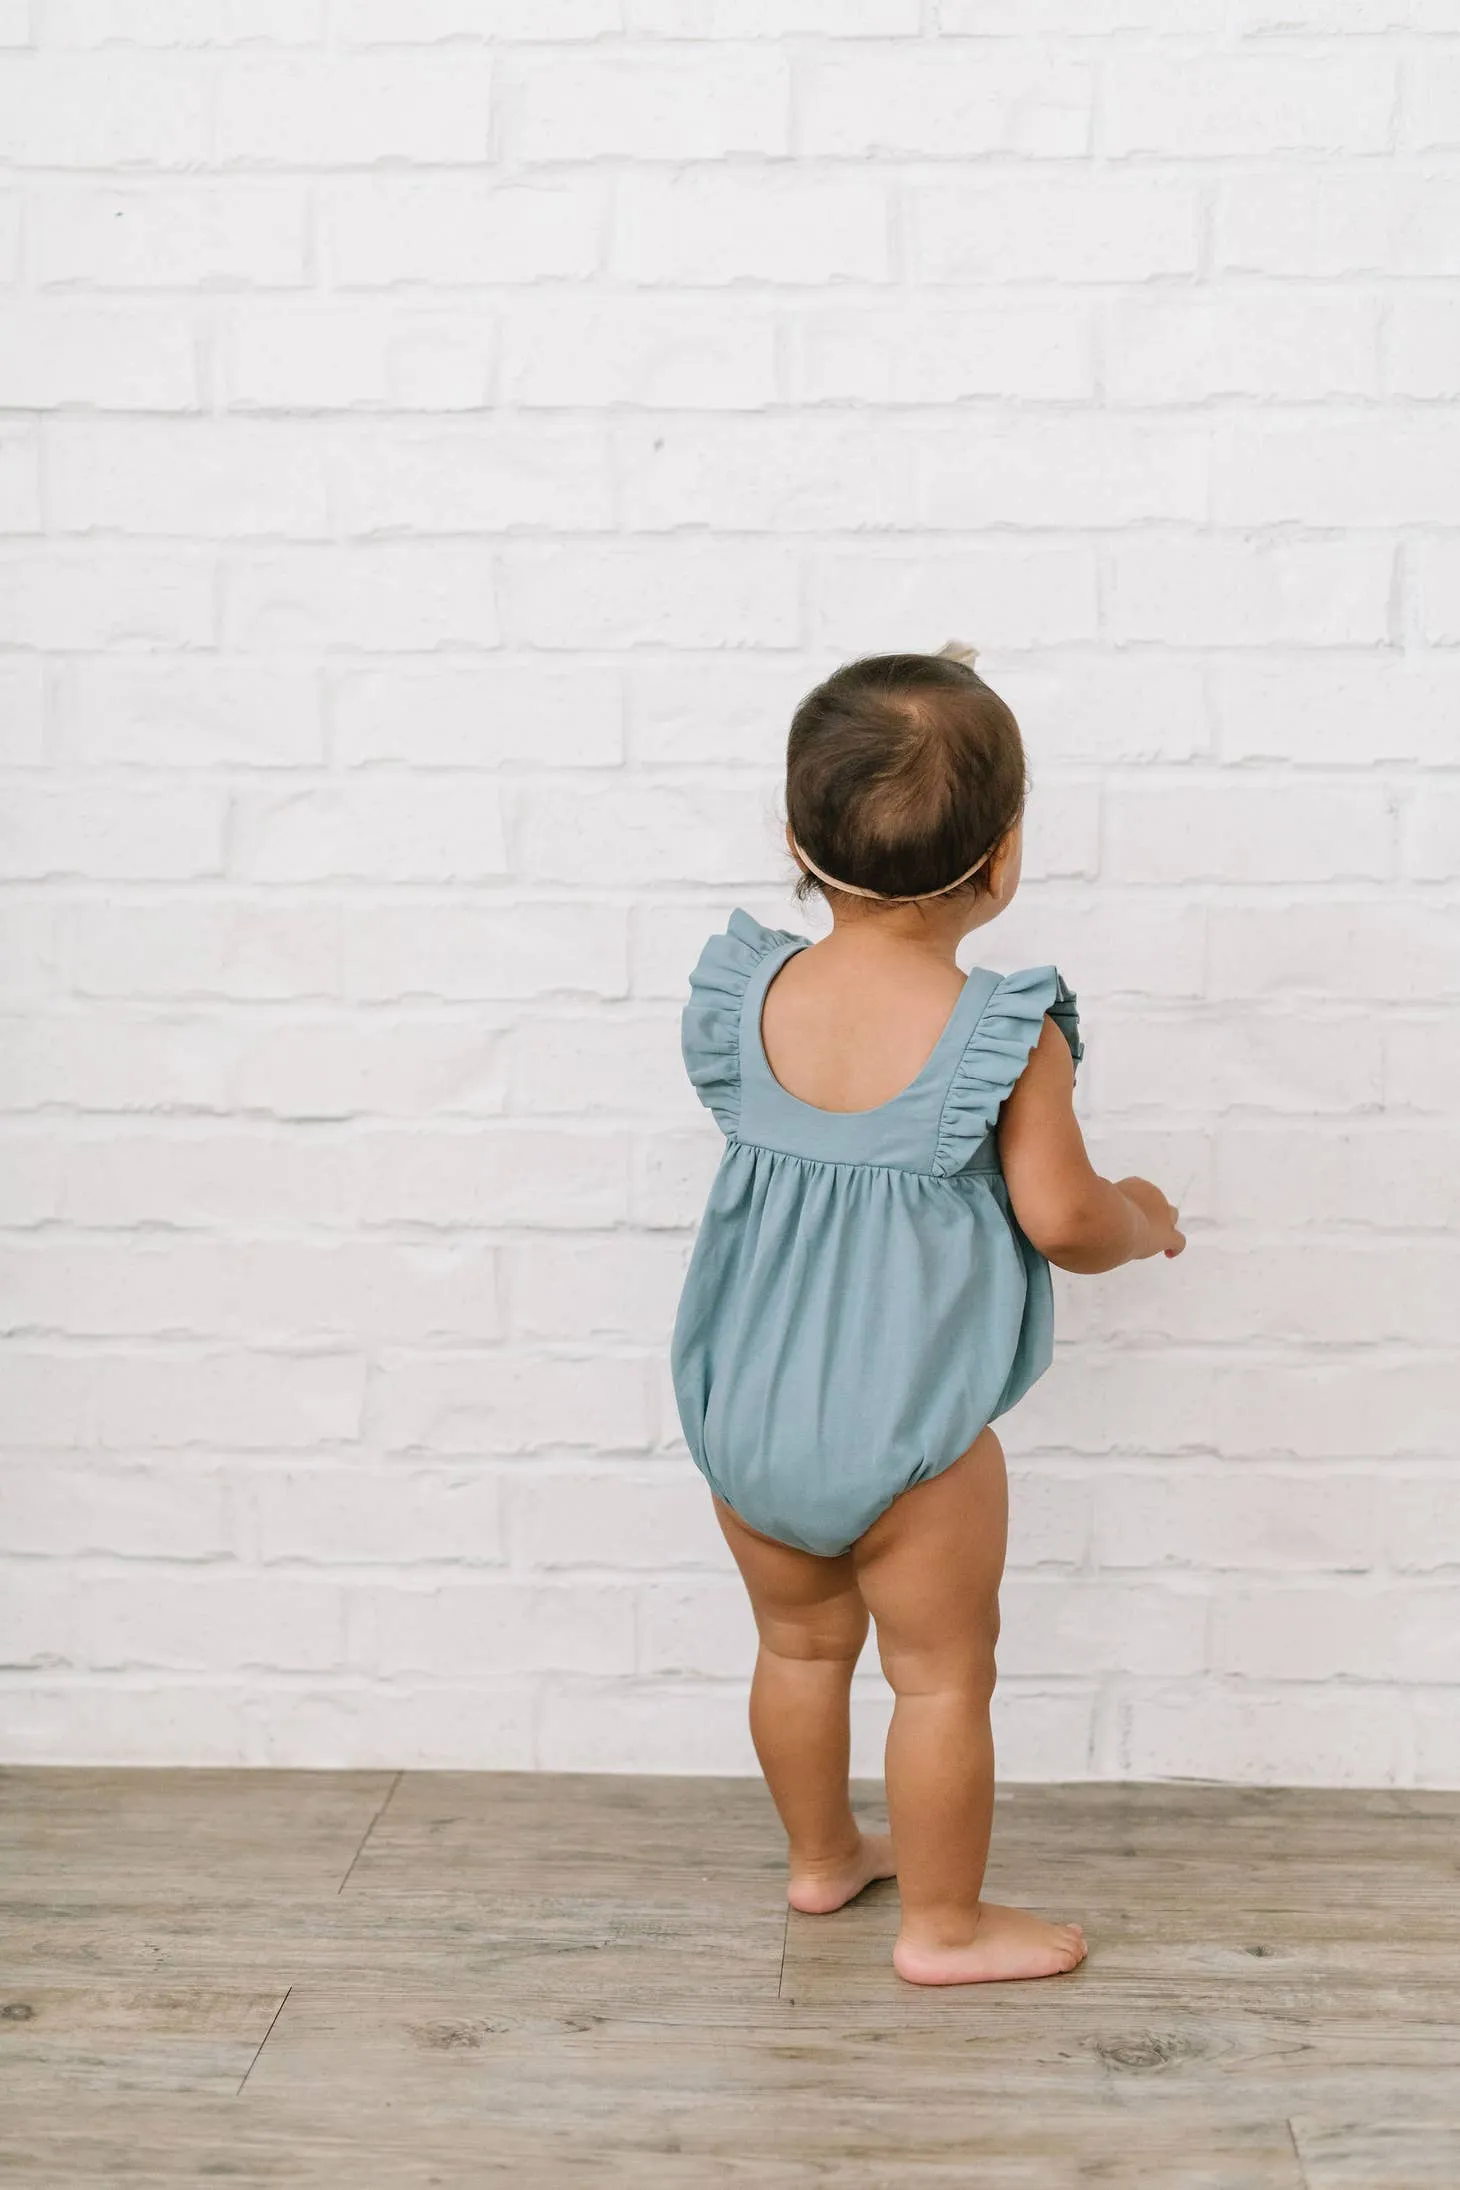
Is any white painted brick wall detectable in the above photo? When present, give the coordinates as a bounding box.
[1,1,1457,1788]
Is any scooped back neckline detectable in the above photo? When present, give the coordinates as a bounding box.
[750,934,996,1123]
[684,906,1077,1181]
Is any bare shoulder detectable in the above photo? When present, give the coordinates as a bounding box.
[763,943,965,1044]
[1003,1012,1076,1114]
[761,943,968,1112]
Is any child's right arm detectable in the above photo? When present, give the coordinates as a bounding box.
[997,1017,1185,1274]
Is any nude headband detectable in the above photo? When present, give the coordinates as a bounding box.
[789,639,1010,904]
[789,836,1000,903]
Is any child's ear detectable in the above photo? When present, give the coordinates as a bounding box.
[988,819,1022,896]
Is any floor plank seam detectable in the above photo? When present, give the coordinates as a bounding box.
[335,1769,403,1896]
[235,1985,291,2099]
[10,1775,1460,2173]
[1285,2117,1309,2188]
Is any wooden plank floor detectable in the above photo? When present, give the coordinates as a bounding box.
[2,1772,1459,2187]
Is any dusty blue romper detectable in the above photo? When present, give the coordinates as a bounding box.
[669,908,1083,1557]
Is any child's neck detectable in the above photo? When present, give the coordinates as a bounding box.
[821,897,1000,970]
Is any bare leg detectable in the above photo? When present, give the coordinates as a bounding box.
[853,1426,1087,1985]
[713,1496,896,1914]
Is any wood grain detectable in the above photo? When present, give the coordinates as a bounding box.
[341,1768,788,1897]
[1292,2112,1460,2189]
[0,1982,288,2097]
[0,1767,395,1895]
[2,1770,1457,2186]
[0,2094,1310,2189]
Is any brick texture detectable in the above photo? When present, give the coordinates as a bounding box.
[1,5,1456,1784]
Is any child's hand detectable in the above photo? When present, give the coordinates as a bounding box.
[1115,1177,1186,1260]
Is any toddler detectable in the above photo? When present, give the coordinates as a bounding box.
[669,647,1185,1987]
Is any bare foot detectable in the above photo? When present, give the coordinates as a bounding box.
[893,1902,1087,1986]
[787,1831,897,1915]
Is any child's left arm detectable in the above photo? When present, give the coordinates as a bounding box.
[998,1016,1185,1274]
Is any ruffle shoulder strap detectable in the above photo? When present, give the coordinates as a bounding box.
[681,907,806,1136]
[934,964,1082,1176]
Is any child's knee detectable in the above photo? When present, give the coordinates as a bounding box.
[759,1596,869,1666]
[877,1598,999,1699]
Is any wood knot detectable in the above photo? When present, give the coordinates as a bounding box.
[1096,2031,1202,2073]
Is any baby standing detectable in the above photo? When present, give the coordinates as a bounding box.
[670,648,1185,1987]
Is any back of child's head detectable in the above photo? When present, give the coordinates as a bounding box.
[785,652,1027,906]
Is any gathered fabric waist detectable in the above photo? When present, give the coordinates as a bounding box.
[723,1134,1003,1184]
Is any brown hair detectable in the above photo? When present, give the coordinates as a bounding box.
[785,653,1027,906]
